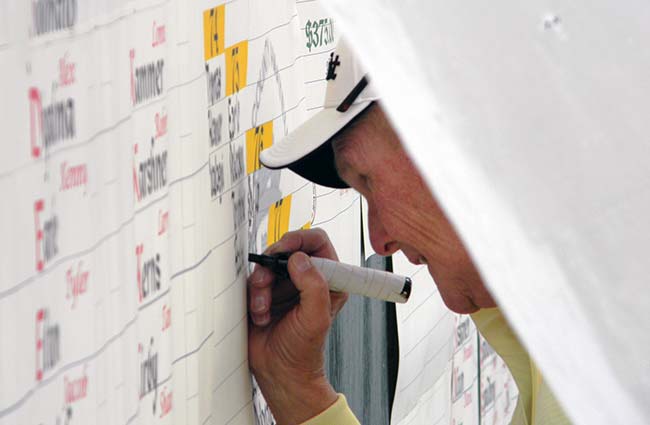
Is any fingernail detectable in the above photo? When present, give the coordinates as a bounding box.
[252,268,266,284]
[253,295,266,313]
[293,253,312,272]
[254,313,270,326]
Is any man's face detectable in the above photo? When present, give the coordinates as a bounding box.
[333,104,495,313]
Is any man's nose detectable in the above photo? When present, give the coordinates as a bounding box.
[367,204,399,256]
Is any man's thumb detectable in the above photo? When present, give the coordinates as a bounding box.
[287,252,331,330]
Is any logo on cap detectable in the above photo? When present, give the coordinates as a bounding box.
[326,53,340,80]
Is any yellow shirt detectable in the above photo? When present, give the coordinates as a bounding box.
[301,308,571,425]
[471,308,572,425]
[301,394,359,425]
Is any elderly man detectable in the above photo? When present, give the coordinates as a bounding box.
[247,40,570,425]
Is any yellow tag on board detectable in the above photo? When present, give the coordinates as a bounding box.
[246,121,273,174]
[203,5,225,61]
[267,195,292,245]
[225,41,248,96]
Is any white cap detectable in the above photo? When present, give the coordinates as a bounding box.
[260,38,379,188]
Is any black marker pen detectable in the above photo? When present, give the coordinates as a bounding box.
[249,253,412,303]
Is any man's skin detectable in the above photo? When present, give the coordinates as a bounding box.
[247,103,496,424]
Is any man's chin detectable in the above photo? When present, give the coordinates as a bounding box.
[439,293,481,315]
[425,264,495,313]
[447,301,481,315]
[441,293,495,314]
[430,276,482,314]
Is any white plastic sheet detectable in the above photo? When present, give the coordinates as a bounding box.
[324,1,650,424]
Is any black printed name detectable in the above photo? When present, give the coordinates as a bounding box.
[130,50,165,105]
[136,245,162,303]
[135,138,168,201]
[32,0,77,36]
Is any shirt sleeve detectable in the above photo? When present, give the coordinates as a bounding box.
[300,394,360,425]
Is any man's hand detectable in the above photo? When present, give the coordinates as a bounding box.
[247,229,348,424]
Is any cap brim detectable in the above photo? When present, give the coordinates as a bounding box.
[260,101,372,169]
[259,101,372,188]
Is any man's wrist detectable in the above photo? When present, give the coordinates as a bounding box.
[256,373,337,425]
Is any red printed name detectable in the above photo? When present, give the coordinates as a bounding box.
[64,370,88,404]
[155,110,167,139]
[160,387,172,418]
[463,344,473,361]
[59,53,76,87]
[60,161,87,191]
[158,210,169,236]
[66,262,89,308]
[162,305,171,332]
[152,21,166,48]
[464,391,472,407]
